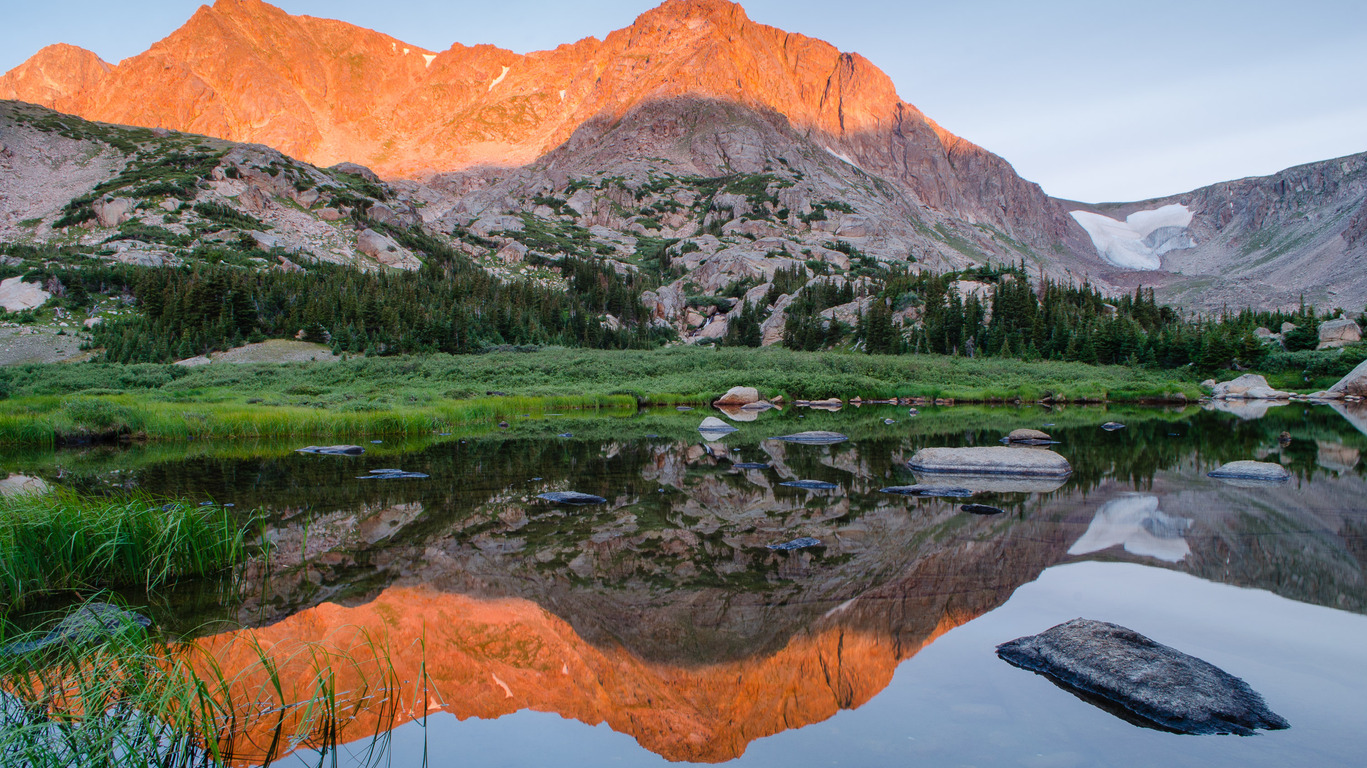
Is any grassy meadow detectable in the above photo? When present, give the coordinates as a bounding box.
[0,347,1201,445]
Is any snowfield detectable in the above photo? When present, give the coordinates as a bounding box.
[1070,203,1194,270]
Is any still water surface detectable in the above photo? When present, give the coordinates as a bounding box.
[6,402,1366,766]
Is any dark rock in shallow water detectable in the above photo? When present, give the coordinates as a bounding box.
[537,492,607,505]
[768,431,849,444]
[996,618,1289,735]
[732,462,771,470]
[0,603,152,656]
[296,445,365,456]
[766,537,822,551]
[779,480,839,490]
[962,503,1005,515]
[358,469,429,479]
[879,485,975,498]
[1101,422,1127,431]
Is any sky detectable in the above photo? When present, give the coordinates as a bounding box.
[3,0,1364,203]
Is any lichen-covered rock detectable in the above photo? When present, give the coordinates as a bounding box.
[997,618,1289,735]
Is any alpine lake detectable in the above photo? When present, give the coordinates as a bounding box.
[5,399,1366,767]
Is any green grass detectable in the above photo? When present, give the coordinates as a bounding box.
[0,599,415,767]
[0,491,249,614]
[0,348,1200,445]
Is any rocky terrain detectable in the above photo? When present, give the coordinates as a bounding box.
[0,0,1363,327]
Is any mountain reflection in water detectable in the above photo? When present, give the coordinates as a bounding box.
[4,403,1365,764]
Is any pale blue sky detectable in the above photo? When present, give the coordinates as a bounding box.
[4,0,1364,202]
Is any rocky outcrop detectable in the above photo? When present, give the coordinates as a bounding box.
[997,618,1288,735]
[1318,317,1362,350]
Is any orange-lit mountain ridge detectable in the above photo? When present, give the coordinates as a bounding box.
[3,0,1365,312]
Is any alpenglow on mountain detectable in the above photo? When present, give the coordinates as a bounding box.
[2,0,1364,314]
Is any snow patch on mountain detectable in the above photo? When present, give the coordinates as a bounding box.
[1070,203,1194,271]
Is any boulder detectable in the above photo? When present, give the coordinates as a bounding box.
[698,416,738,434]
[537,491,606,505]
[317,207,344,221]
[715,386,761,406]
[779,480,839,490]
[357,228,421,271]
[1006,428,1054,445]
[1211,374,1293,400]
[996,618,1289,735]
[879,485,975,498]
[0,276,51,312]
[0,603,152,657]
[961,504,1005,515]
[766,537,822,551]
[0,474,50,497]
[907,446,1072,477]
[1317,318,1361,350]
[768,431,849,444]
[1328,359,1367,398]
[93,197,133,228]
[1281,322,1298,335]
[296,445,365,456]
[1207,460,1291,484]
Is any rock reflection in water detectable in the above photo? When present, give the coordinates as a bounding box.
[1068,495,1192,563]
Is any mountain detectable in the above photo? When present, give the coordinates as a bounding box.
[1,0,1364,316]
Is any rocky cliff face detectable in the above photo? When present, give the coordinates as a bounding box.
[2,0,1363,313]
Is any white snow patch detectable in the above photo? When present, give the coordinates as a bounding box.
[821,145,862,171]
[1070,203,1193,271]
[559,89,566,101]
[422,53,436,67]
[1068,494,1191,563]
[403,48,409,55]
[488,65,510,91]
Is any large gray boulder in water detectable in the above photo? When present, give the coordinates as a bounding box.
[997,618,1289,735]
[1207,460,1291,484]
[908,446,1072,477]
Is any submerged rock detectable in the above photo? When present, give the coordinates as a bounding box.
[779,480,839,490]
[1207,461,1291,484]
[766,537,822,552]
[731,462,771,470]
[1101,422,1127,431]
[997,618,1289,735]
[879,485,975,498]
[537,492,607,505]
[961,504,1005,515]
[358,469,429,479]
[296,445,365,456]
[768,431,849,444]
[0,603,152,656]
[907,447,1072,477]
